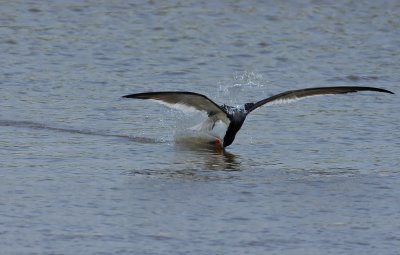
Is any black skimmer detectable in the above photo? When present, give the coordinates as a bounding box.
[123,86,393,148]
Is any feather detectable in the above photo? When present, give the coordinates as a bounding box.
[247,86,393,113]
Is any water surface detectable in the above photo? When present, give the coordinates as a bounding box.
[1,1,400,254]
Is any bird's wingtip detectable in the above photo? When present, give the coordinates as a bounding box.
[122,94,135,98]
[376,87,395,94]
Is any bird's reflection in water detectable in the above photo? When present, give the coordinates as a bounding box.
[122,136,242,181]
[174,136,241,172]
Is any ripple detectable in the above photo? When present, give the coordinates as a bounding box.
[327,75,380,82]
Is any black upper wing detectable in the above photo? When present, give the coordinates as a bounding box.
[246,86,394,113]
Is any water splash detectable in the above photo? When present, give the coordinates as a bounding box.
[217,71,269,105]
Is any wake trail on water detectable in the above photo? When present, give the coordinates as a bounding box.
[0,119,162,144]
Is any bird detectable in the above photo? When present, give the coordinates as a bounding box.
[123,86,394,148]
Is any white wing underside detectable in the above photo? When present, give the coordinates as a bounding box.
[154,99,200,113]
[149,99,230,131]
[263,94,326,106]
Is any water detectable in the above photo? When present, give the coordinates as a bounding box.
[1,1,400,254]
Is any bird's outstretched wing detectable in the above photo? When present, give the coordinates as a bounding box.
[123,91,230,124]
[246,86,394,113]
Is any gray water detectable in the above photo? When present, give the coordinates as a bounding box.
[1,1,400,254]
